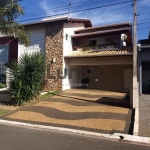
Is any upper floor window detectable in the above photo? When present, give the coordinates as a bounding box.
[25,34,43,50]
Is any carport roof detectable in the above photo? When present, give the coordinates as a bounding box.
[65,46,133,58]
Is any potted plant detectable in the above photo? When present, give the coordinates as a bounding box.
[81,77,89,87]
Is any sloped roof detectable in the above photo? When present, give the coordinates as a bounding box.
[71,28,130,38]
[74,22,131,34]
[65,46,133,58]
[139,39,150,47]
[23,16,92,27]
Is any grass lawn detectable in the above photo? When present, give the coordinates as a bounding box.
[24,91,60,106]
[0,109,9,116]
[40,91,60,100]
[0,91,61,107]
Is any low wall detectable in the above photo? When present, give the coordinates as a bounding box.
[0,89,11,102]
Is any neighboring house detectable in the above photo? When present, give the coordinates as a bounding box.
[0,37,18,84]
[0,16,134,105]
[138,34,150,94]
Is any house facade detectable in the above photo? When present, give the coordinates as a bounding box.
[138,35,150,94]
[0,16,135,106]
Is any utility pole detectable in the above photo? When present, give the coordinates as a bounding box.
[132,0,138,108]
[133,0,137,77]
[68,2,71,18]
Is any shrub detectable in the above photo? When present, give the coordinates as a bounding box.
[9,52,45,106]
[0,83,6,89]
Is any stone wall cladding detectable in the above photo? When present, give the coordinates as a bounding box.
[44,21,64,91]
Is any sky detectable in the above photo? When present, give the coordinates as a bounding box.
[18,0,150,40]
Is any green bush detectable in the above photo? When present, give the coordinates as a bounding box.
[9,52,45,106]
[0,83,6,89]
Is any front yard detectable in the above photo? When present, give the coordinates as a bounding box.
[0,89,134,134]
[0,91,59,117]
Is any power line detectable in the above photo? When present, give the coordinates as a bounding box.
[137,26,150,30]
[17,0,132,23]
[21,0,120,17]
[22,0,107,16]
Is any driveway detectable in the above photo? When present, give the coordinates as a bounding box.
[139,94,150,137]
[0,89,133,134]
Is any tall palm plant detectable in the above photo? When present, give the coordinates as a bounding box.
[0,0,29,46]
[10,52,45,106]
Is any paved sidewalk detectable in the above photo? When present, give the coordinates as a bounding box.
[0,90,133,134]
[139,95,150,137]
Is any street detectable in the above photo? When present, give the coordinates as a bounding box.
[0,124,149,150]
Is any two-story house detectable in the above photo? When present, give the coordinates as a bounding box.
[138,33,150,94]
[0,16,133,103]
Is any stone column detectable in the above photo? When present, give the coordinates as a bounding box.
[44,21,64,91]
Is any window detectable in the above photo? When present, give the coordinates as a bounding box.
[24,34,44,54]
[25,34,43,50]
[0,45,9,65]
[89,39,96,46]
[85,68,93,75]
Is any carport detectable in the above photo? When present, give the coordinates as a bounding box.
[64,54,133,92]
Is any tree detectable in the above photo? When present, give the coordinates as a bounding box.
[0,0,29,46]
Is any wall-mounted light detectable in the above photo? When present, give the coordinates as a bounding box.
[66,34,68,40]
[52,58,56,63]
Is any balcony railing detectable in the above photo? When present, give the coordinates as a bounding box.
[73,43,119,51]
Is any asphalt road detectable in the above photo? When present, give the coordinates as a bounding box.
[0,124,149,150]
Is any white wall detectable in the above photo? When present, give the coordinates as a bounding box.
[63,22,85,90]
[18,25,45,60]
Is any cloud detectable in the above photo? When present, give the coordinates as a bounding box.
[140,0,150,7]
[39,0,55,16]
[39,0,69,18]
[39,0,133,25]
[71,4,132,25]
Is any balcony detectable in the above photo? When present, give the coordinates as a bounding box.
[73,43,119,52]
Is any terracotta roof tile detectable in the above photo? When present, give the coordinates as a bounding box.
[68,46,133,57]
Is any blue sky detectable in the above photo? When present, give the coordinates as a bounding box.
[18,0,150,40]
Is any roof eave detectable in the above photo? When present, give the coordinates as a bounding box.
[75,22,131,33]
[64,53,133,58]
[71,28,130,38]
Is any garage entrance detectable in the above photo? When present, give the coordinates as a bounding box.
[68,65,132,92]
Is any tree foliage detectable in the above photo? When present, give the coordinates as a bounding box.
[9,52,45,106]
[0,0,29,46]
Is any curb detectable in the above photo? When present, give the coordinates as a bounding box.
[0,119,150,145]
[133,107,139,136]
